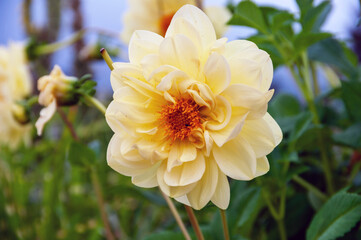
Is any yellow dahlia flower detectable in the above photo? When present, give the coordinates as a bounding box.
[107,5,282,210]
[121,0,231,43]
[0,43,32,148]
[35,65,77,135]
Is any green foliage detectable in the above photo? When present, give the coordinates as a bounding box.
[307,191,361,240]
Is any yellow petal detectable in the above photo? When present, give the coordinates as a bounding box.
[213,135,256,180]
[157,162,196,198]
[241,113,282,158]
[160,34,200,79]
[35,99,57,136]
[203,52,231,95]
[129,30,163,65]
[255,156,270,177]
[164,152,205,186]
[166,5,216,50]
[187,156,218,210]
[132,161,162,188]
[211,170,230,209]
[111,63,144,91]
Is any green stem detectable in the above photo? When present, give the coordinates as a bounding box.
[220,209,230,240]
[100,48,114,71]
[160,191,191,240]
[276,219,287,240]
[83,95,107,115]
[35,29,86,55]
[91,167,116,240]
[292,175,327,201]
[185,206,204,240]
[311,62,320,96]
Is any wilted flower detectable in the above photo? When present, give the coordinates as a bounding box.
[121,0,231,43]
[0,43,32,148]
[35,65,77,135]
[107,5,282,210]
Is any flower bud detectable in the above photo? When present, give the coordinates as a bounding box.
[38,65,78,107]
[11,103,30,125]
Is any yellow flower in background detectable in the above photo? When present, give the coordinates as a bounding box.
[0,43,32,149]
[107,5,282,210]
[121,0,231,43]
[36,65,77,135]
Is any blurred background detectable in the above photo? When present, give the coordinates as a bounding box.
[1,0,359,100]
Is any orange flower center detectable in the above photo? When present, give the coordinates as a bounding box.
[159,12,175,36]
[159,98,203,142]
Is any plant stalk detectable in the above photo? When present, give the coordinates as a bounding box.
[220,209,230,240]
[100,48,114,70]
[57,110,116,240]
[83,95,107,115]
[292,175,327,201]
[185,205,204,240]
[160,191,191,240]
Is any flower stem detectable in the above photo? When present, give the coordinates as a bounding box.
[184,205,204,240]
[276,219,287,240]
[57,108,79,141]
[292,175,327,201]
[83,95,107,115]
[100,48,114,70]
[35,29,86,55]
[91,166,116,240]
[57,109,116,240]
[220,209,230,240]
[160,191,191,240]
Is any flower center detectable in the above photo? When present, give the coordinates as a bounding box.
[159,98,203,142]
[159,12,175,36]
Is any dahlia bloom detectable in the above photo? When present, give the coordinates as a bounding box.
[121,0,231,43]
[0,43,32,148]
[35,65,77,135]
[107,5,282,210]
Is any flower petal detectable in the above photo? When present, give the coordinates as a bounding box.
[160,34,200,79]
[132,161,161,188]
[129,30,164,65]
[164,152,205,186]
[241,113,282,158]
[187,156,218,210]
[203,52,231,95]
[255,156,270,177]
[211,169,230,209]
[222,84,274,119]
[213,135,256,180]
[157,161,196,198]
[111,63,144,90]
[35,99,57,136]
[166,5,216,50]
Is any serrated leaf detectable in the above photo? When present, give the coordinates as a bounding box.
[228,0,268,33]
[306,192,361,240]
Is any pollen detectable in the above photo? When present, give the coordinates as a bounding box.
[159,98,203,142]
[159,12,175,36]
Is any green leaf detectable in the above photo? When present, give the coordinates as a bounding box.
[341,81,361,122]
[269,11,294,32]
[269,94,301,118]
[306,192,361,240]
[228,0,268,33]
[308,38,358,78]
[333,124,361,148]
[294,32,332,52]
[290,112,313,142]
[66,141,96,167]
[302,1,331,33]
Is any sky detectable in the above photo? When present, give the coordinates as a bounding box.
[0,0,359,98]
